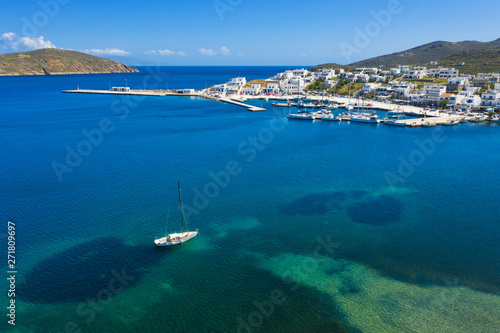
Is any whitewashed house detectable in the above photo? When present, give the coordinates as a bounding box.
[241,84,262,95]
[229,77,246,86]
[398,65,410,73]
[315,68,336,80]
[390,68,401,76]
[481,90,500,107]
[438,68,459,78]
[407,67,427,79]
[474,73,492,83]
[424,84,447,105]
[292,69,310,78]
[446,77,468,92]
[262,81,280,94]
[457,91,481,108]
[362,83,381,93]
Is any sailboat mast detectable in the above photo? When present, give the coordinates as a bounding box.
[178,181,184,233]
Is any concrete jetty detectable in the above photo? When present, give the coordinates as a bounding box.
[62,89,266,112]
[219,97,266,112]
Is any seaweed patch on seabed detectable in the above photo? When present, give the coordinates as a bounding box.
[279,193,335,215]
[279,190,398,219]
[17,237,164,303]
[347,195,403,225]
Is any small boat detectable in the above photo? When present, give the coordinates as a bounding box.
[287,113,314,120]
[155,182,198,247]
[384,119,406,127]
[470,116,486,123]
[321,112,341,121]
[422,121,436,127]
[442,119,460,126]
[350,112,380,124]
[339,112,351,121]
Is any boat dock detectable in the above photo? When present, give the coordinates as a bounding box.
[62,89,266,112]
[218,97,266,112]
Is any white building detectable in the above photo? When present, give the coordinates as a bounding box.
[111,87,130,92]
[398,65,410,73]
[229,77,246,86]
[456,91,481,108]
[407,67,427,79]
[481,90,500,107]
[390,68,401,76]
[292,69,310,78]
[424,84,447,105]
[362,83,381,93]
[315,68,336,80]
[241,84,262,95]
[438,68,459,78]
[262,81,280,94]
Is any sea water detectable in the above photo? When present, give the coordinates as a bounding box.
[0,67,499,332]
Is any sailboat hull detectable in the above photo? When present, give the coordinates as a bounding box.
[155,231,198,246]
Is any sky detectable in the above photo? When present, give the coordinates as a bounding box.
[0,0,499,66]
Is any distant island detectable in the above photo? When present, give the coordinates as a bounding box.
[0,48,138,76]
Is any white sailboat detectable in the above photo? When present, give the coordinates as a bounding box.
[155,181,198,247]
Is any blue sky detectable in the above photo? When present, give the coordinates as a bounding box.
[1,0,499,66]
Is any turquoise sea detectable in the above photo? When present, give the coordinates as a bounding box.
[1,66,499,333]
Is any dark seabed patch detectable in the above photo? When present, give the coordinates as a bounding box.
[350,190,367,200]
[347,195,403,225]
[279,190,375,216]
[279,193,333,215]
[18,237,165,303]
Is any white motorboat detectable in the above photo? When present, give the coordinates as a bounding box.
[287,113,314,120]
[350,112,380,124]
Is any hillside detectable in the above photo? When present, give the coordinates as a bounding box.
[310,62,353,72]
[436,48,500,74]
[348,38,500,68]
[0,48,138,76]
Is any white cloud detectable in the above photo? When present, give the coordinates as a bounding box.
[220,46,231,56]
[238,53,244,56]
[145,49,186,56]
[81,48,130,56]
[198,48,217,56]
[1,32,15,41]
[0,32,57,51]
[20,36,56,50]
[158,49,175,56]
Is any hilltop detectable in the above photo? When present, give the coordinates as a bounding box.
[312,38,500,71]
[0,48,138,76]
[349,38,500,68]
[436,48,500,74]
[310,62,354,72]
